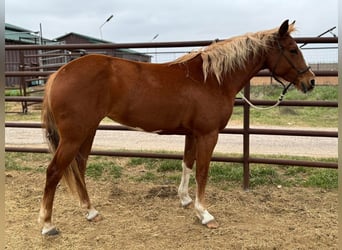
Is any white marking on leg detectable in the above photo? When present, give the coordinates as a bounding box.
[195,196,215,225]
[86,206,99,221]
[178,162,193,207]
[39,207,58,235]
[38,206,45,224]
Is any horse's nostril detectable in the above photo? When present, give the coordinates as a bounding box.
[310,79,315,87]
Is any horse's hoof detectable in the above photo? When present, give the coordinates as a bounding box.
[205,220,219,229]
[42,227,59,236]
[88,213,103,222]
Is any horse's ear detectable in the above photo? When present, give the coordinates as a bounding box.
[289,20,296,33]
[278,19,289,37]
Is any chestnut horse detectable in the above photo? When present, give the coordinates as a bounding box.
[39,20,315,235]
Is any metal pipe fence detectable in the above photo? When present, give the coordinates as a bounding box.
[5,37,338,189]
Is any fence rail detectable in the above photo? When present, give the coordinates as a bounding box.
[5,37,338,189]
[4,37,338,50]
[4,70,338,77]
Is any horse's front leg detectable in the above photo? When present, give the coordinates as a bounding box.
[194,131,219,228]
[178,134,196,207]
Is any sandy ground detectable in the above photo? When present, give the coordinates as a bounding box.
[5,169,337,249]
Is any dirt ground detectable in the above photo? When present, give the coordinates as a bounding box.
[5,170,337,250]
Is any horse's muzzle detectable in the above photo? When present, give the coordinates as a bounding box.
[310,79,315,88]
[299,78,315,93]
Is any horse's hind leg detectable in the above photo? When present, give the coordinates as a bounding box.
[39,139,80,235]
[74,130,101,222]
[178,134,196,207]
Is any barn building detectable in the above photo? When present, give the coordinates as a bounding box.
[5,23,150,87]
[5,23,51,87]
[55,32,150,62]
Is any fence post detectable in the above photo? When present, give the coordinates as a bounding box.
[19,52,27,113]
[243,82,251,190]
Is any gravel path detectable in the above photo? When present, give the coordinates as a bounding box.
[5,124,337,158]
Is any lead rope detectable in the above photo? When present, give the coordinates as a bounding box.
[237,80,293,110]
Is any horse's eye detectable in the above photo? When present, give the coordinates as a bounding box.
[289,49,298,55]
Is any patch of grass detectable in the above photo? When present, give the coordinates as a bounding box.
[209,162,242,184]
[129,158,181,172]
[209,157,337,189]
[128,158,159,170]
[250,166,280,187]
[248,106,337,127]
[249,85,337,101]
[207,161,337,189]
[279,165,337,189]
[304,169,338,189]
[233,85,338,127]
[86,162,105,179]
[5,152,49,172]
[5,153,337,190]
[5,89,21,96]
[157,159,181,172]
[137,172,157,182]
[109,165,122,179]
[128,158,182,183]
[281,166,310,186]
[87,161,122,180]
[129,158,146,166]
[5,158,29,171]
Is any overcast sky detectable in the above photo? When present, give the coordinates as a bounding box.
[5,0,338,62]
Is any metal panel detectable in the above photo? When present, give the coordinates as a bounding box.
[4,37,338,189]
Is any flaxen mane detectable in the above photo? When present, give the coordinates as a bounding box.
[172,24,296,83]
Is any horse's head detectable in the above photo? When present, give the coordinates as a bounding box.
[266,20,315,93]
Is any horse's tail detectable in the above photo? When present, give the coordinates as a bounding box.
[42,73,84,196]
[42,73,59,152]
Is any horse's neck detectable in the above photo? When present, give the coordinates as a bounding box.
[181,53,266,93]
[222,53,266,95]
